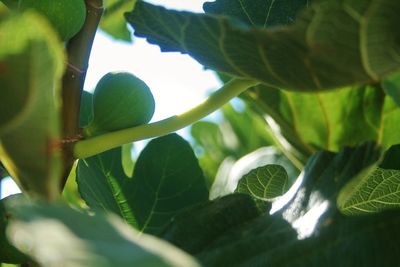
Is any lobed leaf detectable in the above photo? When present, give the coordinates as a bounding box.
[126,0,400,91]
[236,164,289,201]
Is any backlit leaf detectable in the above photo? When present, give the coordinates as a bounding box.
[0,12,64,200]
[338,167,400,215]
[5,199,200,267]
[126,1,400,91]
[236,164,289,201]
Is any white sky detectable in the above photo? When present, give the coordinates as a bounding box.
[1,0,221,199]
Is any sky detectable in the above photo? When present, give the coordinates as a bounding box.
[1,0,221,199]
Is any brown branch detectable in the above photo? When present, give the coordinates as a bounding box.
[60,0,104,189]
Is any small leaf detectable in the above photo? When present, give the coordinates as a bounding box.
[101,0,136,42]
[126,1,400,91]
[236,164,289,201]
[5,200,200,267]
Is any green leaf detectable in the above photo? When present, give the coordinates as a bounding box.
[101,0,136,42]
[191,143,390,267]
[77,147,138,228]
[126,1,400,91]
[77,134,209,235]
[0,194,29,264]
[381,72,400,106]
[245,84,394,156]
[5,200,200,267]
[236,164,289,201]
[338,167,400,215]
[79,90,93,128]
[162,194,262,254]
[0,12,64,200]
[203,0,308,27]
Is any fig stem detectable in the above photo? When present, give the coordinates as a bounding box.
[73,78,259,158]
[60,0,103,188]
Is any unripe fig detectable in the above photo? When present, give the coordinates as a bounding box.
[18,0,86,41]
[85,72,156,136]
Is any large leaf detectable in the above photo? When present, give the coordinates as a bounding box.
[161,194,261,254]
[100,0,136,42]
[0,12,64,200]
[236,164,289,201]
[203,0,308,27]
[77,134,209,235]
[3,198,200,267]
[382,72,400,106]
[338,167,400,215]
[126,1,400,91]
[245,83,400,158]
[184,143,396,267]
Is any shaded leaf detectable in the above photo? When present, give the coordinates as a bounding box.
[381,72,400,106]
[126,1,400,91]
[0,194,29,264]
[101,0,135,42]
[0,12,64,200]
[338,167,400,215]
[5,199,200,267]
[236,164,289,201]
[131,134,209,234]
[79,90,93,128]
[161,194,262,254]
[77,134,209,235]
[203,0,309,27]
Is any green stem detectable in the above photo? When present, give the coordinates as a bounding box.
[73,78,259,158]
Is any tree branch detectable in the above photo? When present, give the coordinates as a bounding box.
[73,79,259,158]
[60,0,104,188]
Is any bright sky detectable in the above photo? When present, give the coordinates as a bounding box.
[1,0,221,199]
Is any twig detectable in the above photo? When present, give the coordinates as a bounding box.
[60,0,104,189]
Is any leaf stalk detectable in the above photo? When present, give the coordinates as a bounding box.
[73,78,259,158]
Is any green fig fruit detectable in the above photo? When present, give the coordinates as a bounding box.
[85,72,156,136]
[18,0,86,41]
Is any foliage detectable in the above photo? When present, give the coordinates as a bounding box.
[1,0,400,266]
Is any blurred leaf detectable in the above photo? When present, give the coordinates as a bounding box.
[0,12,64,200]
[381,72,400,106]
[0,194,29,264]
[236,164,289,201]
[0,0,17,9]
[161,194,262,254]
[79,90,93,128]
[126,1,400,91]
[338,167,400,215]
[100,0,135,42]
[203,0,308,27]
[5,199,200,267]
[77,134,209,235]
